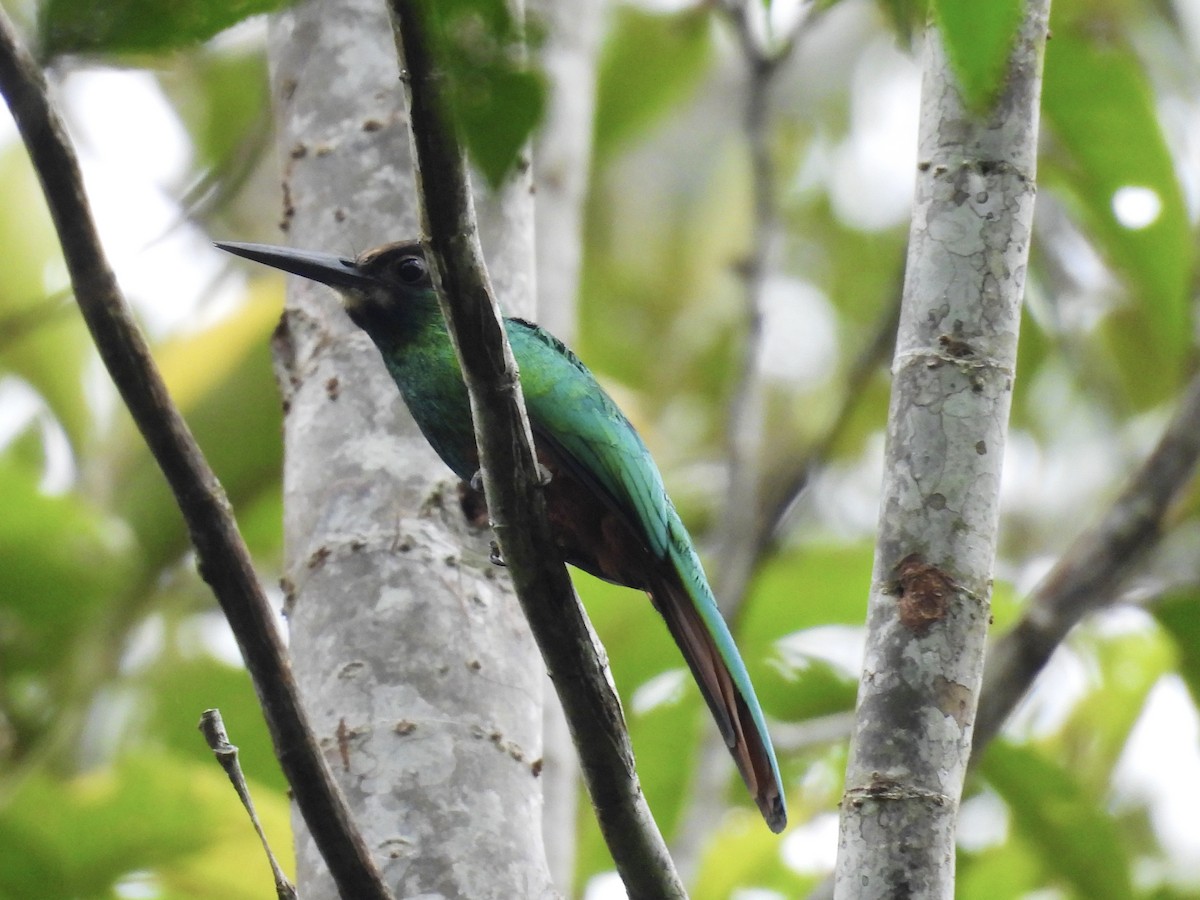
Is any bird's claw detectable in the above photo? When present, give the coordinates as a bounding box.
[489,540,507,567]
[473,464,551,489]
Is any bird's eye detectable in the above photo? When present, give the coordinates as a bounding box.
[395,255,428,285]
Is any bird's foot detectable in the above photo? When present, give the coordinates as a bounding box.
[472,464,552,489]
[489,540,507,568]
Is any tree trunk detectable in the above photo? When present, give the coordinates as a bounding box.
[834,4,1050,897]
[265,0,552,896]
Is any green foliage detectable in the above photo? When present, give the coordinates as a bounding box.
[875,0,927,46]
[982,742,1134,898]
[1154,589,1200,708]
[593,5,713,164]
[932,0,1024,111]
[1041,23,1192,405]
[420,0,546,188]
[110,281,283,567]
[0,754,290,899]
[0,146,89,449]
[39,0,292,56]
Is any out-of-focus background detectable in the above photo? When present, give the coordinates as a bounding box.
[1,0,1199,897]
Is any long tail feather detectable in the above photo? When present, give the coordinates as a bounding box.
[648,571,787,833]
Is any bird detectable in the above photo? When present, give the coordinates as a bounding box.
[216,238,787,833]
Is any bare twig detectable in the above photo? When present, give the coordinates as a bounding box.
[200,710,297,900]
[972,370,1200,756]
[388,3,685,897]
[710,0,810,613]
[0,12,390,900]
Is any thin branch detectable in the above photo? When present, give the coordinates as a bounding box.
[972,369,1200,756]
[200,710,298,900]
[710,0,809,614]
[754,285,900,546]
[388,3,685,898]
[0,13,390,900]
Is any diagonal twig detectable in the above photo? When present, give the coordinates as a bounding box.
[972,369,1200,756]
[200,709,298,900]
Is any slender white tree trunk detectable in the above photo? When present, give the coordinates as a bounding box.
[835,4,1050,897]
[265,0,552,896]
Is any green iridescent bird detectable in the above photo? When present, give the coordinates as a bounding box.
[217,239,787,833]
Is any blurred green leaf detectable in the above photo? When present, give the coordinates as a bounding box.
[691,810,800,900]
[593,6,713,163]
[110,279,283,568]
[0,456,138,678]
[0,146,90,449]
[932,0,1023,111]
[420,0,545,188]
[1153,588,1200,709]
[39,0,291,57]
[875,0,926,47]
[982,742,1133,898]
[742,543,872,644]
[1041,28,1191,404]
[0,755,214,897]
[0,753,290,899]
[165,50,270,166]
[1053,626,1173,793]
[959,835,1042,899]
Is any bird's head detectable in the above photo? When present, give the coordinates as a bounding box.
[215,240,438,340]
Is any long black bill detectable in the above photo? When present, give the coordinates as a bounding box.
[215,241,373,290]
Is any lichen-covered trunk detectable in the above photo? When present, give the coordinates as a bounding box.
[835,4,1050,897]
[265,0,553,896]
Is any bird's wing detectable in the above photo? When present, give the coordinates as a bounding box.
[505,318,670,558]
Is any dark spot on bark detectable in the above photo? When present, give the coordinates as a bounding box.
[467,659,482,671]
[334,207,347,222]
[976,440,987,455]
[362,118,384,132]
[895,554,955,635]
[280,577,296,616]
[394,720,417,736]
[325,376,340,400]
[307,545,331,569]
[938,334,973,358]
[531,758,544,777]
[928,493,946,510]
[336,718,352,772]
[289,142,307,159]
